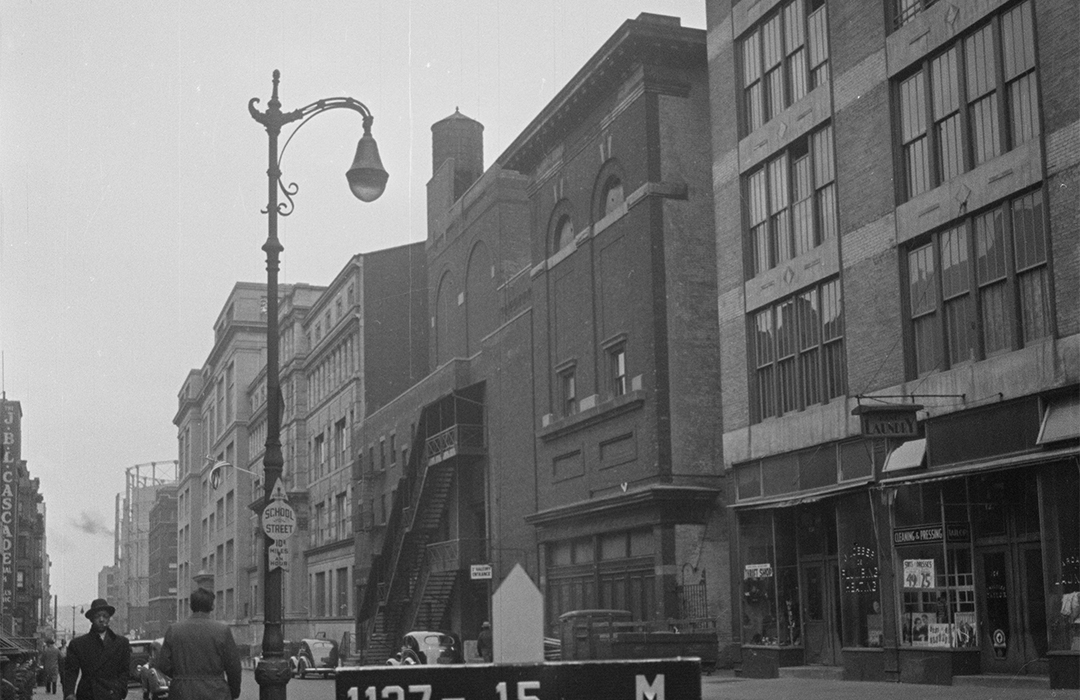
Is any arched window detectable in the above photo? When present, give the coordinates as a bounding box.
[601,176,624,217]
[555,215,575,251]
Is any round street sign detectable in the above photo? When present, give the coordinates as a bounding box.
[262,500,296,539]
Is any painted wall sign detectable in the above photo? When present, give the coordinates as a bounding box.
[0,400,20,621]
[893,523,970,547]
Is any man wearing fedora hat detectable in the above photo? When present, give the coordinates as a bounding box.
[62,598,132,700]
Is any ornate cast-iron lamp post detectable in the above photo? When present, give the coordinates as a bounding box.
[248,69,387,700]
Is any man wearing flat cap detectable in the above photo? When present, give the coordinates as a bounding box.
[62,598,132,700]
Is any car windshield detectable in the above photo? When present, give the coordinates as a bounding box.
[130,643,154,655]
[309,641,334,653]
[423,634,454,646]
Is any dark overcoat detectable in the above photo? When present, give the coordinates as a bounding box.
[156,611,242,700]
[61,628,131,700]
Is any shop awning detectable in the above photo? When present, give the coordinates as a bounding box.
[1037,393,1080,445]
[0,631,35,656]
[882,438,927,473]
[879,444,1079,487]
[732,477,873,510]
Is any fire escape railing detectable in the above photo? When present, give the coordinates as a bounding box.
[358,393,485,654]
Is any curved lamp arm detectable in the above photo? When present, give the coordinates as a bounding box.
[205,456,258,490]
[248,70,387,216]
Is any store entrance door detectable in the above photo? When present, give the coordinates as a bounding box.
[801,557,841,665]
[976,543,1047,675]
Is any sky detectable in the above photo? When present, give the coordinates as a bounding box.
[0,1,706,635]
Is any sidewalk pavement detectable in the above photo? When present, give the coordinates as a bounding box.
[701,671,1068,700]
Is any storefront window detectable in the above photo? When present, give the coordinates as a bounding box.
[892,480,977,648]
[738,510,778,644]
[838,492,882,647]
[1043,465,1080,652]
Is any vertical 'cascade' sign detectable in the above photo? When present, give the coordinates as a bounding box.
[0,400,20,623]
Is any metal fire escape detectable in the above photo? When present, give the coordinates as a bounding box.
[357,390,485,663]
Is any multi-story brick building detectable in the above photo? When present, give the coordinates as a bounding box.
[354,12,729,663]
[174,283,268,644]
[706,0,1078,687]
[242,245,427,647]
[0,398,50,640]
[176,246,426,650]
[244,282,323,639]
[146,484,178,638]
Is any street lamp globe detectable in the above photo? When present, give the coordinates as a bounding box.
[346,127,388,202]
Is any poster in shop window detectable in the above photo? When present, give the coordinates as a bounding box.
[928,623,952,646]
[906,612,938,646]
[902,559,935,589]
[953,612,977,647]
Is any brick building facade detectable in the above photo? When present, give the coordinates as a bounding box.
[706,0,1078,686]
[353,12,730,663]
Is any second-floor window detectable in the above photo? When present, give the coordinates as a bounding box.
[741,0,829,134]
[335,419,347,469]
[610,347,627,397]
[752,278,845,422]
[747,125,836,276]
[336,492,349,539]
[313,434,326,479]
[560,369,577,417]
[897,1,1038,201]
[905,188,1050,377]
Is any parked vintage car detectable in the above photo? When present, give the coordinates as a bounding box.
[289,637,339,679]
[131,638,169,699]
[386,631,464,665]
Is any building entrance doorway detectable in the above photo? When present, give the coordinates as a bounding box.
[796,504,841,666]
[971,470,1048,676]
[976,542,1047,675]
[800,557,841,665]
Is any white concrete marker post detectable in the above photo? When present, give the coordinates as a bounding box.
[492,563,544,663]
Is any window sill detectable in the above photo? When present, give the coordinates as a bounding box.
[303,536,354,557]
[539,390,645,441]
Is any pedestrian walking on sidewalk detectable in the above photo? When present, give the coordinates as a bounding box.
[155,588,242,700]
[39,639,60,694]
[61,598,131,700]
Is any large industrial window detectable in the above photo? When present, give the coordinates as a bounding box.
[740,0,829,134]
[904,188,1051,378]
[751,278,845,423]
[896,1,1039,202]
[746,126,836,277]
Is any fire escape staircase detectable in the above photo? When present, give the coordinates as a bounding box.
[357,392,485,664]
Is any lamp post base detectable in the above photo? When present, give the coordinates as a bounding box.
[255,656,291,700]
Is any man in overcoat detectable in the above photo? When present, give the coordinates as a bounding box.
[40,638,61,694]
[62,598,131,700]
[156,588,242,699]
